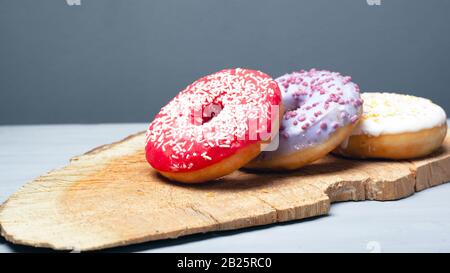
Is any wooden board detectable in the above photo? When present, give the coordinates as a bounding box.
[1,132,450,251]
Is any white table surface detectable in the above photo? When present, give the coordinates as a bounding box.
[0,123,449,253]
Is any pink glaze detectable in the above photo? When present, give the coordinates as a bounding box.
[145,68,281,172]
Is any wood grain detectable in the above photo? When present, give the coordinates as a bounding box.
[0,132,449,251]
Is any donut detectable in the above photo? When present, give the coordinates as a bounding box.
[145,68,282,183]
[245,69,363,170]
[334,92,447,159]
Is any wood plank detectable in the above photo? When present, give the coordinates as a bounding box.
[0,132,449,251]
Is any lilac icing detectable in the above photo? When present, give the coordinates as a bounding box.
[256,68,363,161]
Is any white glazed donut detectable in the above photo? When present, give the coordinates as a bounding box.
[334,92,448,159]
[246,68,363,170]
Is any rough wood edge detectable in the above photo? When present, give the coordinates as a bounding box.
[72,130,146,160]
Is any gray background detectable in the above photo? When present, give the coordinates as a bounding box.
[1,0,449,125]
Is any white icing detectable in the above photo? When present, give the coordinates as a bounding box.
[255,69,363,161]
[353,92,447,136]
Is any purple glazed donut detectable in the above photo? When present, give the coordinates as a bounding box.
[246,68,363,170]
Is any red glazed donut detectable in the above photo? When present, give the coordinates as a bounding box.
[145,68,282,183]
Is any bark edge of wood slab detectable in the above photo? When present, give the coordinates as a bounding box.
[1,132,449,251]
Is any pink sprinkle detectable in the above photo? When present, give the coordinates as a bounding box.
[316,129,322,135]
[320,122,327,130]
[285,110,297,120]
[298,115,306,122]
[353,98,363,107]
[301,122,310,130]
[314,111,322,117]
[293,121,298,126]
[350,115,359,124]
[302,82,308,87]
[332,122,339,129]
